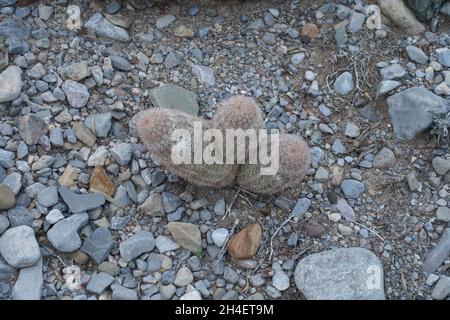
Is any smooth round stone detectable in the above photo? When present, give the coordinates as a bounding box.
[211,228,229,247]
[45,209,64,224]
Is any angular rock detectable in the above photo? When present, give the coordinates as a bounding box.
[167,222,202,254]
[62,80,89,109]
[86,272,114,294]
[387,87,446,140]
[192,65,215,86]
[80,227,114,264]
[373,147,396,168]
[47,213,89,253]
[227,223,262,259]
[341,179,365,199]
[37,186,58,207]
[18,114,47,146]
[73,122,96,147]
[139,193,164,216]
[378,0,425,34]
[119,230,155,262]
[0,184,15,210]
[11,257,43,300]
[149,84,199,115]
[85,13,129,41]
[110,143,132,165]
[295,247,385,300]
[58,186,105,214]
[423,228,450,273]
[89,166,115,197]
[8,206,33,227]
[60,62,90,81]
[333,71,354,95]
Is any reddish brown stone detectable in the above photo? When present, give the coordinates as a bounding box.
[89,166,115,196]
[301,23,320,41]
[227,223,262,259]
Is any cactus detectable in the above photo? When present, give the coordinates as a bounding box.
[137,95,311,194]
[236,134,311,194]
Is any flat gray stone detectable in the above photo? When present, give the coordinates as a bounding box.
[19,114,48,146]
[7,206,33,227]
[86,272,114,294]
[85,12,129,41]
[119,230,155,262]
[405,45,428,64]
[62,80,89,109]
[11,257,43,300]
[334,72,354,95]
[110,143,132,165]
[341,179,365,199]
[80,227,114,264]
[84,113,112,138]
[192,65,215,86]
[156,15,176,29]
[47,212,89,253]
[295,247,385,300]
[58,187,105,214]
[37,186,58,207]
[380,64,406,80]
[387,87,446,140]
[0,66,22,103]
[423,228,450,273]
[149,84,199,115]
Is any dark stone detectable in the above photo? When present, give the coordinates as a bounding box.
[406,0,443,22]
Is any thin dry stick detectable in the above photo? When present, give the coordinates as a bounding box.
[344,216,385,242]
[221,189,240,222]
[268,214,295,262]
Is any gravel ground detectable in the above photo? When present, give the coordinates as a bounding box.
[0,0,450,300]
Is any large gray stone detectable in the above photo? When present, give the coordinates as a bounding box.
[37,186,58,207]
[423,228,450,273]
[86,272,114,294]
[85,13,129,41]
[387,87,446,140]
[406,0,443,22]
[47,213,89,253]
[333,72,354,96]
[11,257,43,300]
[58,187,105,214]
[62,80,89,109]
[119,230,155,262]
[84,113,112,138]
[0,66,22,103]
[149,84,199,115]
[295,247,385,300]
[80,227,114,264]
[18,114,48,146]
[0,226,41,268]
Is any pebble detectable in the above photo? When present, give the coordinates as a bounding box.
[431,276,450,300]
[11,257,43,300]
[47,213,89,253]
[405,45,428,65]
[62,80,90,109]
[59,186,105,214]
[119,230,155,262]
[0,185,15,210]
[156,15,176,29]
[19,114,47,146]
[167,222,202,254]
[86,272,114,295]
[334,71,354,95]
[174,267,194,287]
[0,226,41,268]
[85,13,129,41]
[80,227,114,264]
[0,66,22,103]
[211,228,229,247]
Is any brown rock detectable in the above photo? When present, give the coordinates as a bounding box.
[167,222,202,254]
[73,122,96,147]
[174,25,194,38]
[58,165,78,187]
[305,219,325,237]
[0,184,15,210]
[227,223,262,259]
[301,23,320,41]
[89,166,115,196]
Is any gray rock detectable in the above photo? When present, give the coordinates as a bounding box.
[18,114,47,146]
[37,186,58,207]
[80,227,114,264]
[214,199,225,216]
[47,213,89,253]
[174,267,193,287]
[119,230,155,262]
[223,266,239,284]
[348,11,365,33]
[7,206,32,227]
[332,139,347,155]
[0,215,9,235]
[62,80,90,109]
[0,66,22,103]
[423,228,450,273]
[432,157,450,176]
[211,228,228,247]
[149,84,199,115]
[380,64,406,80]
[431,276,450,300]
[376,80,401,98]
[156,15,176,29]
[58,187,105,214]
[344,122,360,138]
[373,147,396,168]
[272,269,290,291]
[86,272,114,294]
[441,2,450,16]
[111,284,138,300]
[334,72,354,95]
[405,45,428,64]
[109,55,132,71]
[262,32,276,45]
[436,48,450,67]
[155,235,180,253]
[164,51,183,69]
[11,257,42,300]
[295,247,385,300]
[60,61,90,81]
[2,172,21,195]
[192,65,215,86]
[291,53,305,65]
[110,143,132,165]
[436,206,450,222]
[334,21,348,46]
[0,148,15,168]
[49,127,64,147]
[85,13,129,41]
[291,198,311,218]
[84,113,112,138]
[0,226,40,268]
[387,87,446,140]
[139,193,164,216]
[16,141,28,159]
[27,63,46,79]
[336,5,351,20]
[45,209,64,224]
[341,179,365,199]
[406,0,443,22]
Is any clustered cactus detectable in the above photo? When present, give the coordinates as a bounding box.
[137,95,310,194]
